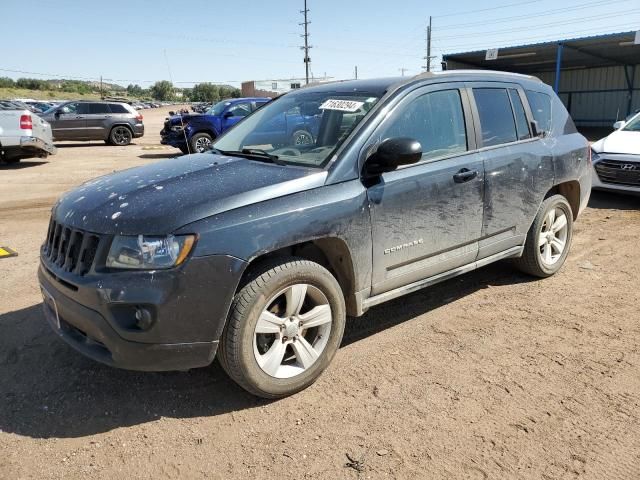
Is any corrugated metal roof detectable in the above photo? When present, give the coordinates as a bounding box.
[443,31,639,73]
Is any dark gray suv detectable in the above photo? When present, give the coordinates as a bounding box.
[41,101,144,145]
[38,71,591,398]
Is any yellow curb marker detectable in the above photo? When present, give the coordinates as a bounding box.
[0,247,18,258]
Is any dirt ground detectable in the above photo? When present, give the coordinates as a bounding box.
[1,107,640,479]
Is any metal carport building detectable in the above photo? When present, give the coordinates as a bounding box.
[442,31,640,130]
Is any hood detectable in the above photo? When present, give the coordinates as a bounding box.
[53,153,327,235]
[592,130,640,155]
[168,113,201,126]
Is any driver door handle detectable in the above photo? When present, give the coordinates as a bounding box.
[453,168,478,183]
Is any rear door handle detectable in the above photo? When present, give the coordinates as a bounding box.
[453,168,478,183]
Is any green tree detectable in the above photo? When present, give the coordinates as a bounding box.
[0,77,15,88]
[191,83,220,102]
[150,80,174,100]
[127,84,144,97]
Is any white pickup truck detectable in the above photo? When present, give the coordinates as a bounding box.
[0,101,57,164]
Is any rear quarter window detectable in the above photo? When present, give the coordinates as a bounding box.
[525,90,552,134]
[109,104,130,114]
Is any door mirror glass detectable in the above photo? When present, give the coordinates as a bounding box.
[365,137,422,175]
[223,110,234,118]
[613,120,625,130]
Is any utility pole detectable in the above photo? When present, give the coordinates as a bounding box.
[354,66,358,79]
[300,0,312,85]
[398,67,408,77]
[100,75,103,98]
[423,16,436,72]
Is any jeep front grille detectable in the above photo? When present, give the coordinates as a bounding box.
[595,159,640,187]
[43,218,101,276]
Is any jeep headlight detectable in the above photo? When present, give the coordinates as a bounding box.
[106,234,196,270]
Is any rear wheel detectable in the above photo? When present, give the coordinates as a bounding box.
[109,126,133,146]
[291,129,314,146]
[189,132,213,153]
[514,194,573,277]
[219,258,346,398]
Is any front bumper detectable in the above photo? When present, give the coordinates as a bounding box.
[160,129,187,148]
[20,136,57,155]
[38,253,247,371]
[591,155,640,195]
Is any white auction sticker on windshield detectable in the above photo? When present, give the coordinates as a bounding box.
[319,99,365,112]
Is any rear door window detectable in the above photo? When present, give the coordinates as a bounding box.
[525,90,552,133]
[473,88,517,147]
[88,103,110,114]
[508,89,531,140]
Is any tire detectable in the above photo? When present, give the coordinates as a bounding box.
[189,132,213,153]
[109,126,133,146]
[514,194,573,278]
[218,258,346,398]
[291,129,314,146]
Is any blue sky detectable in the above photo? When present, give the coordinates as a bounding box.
[2,0,639,87]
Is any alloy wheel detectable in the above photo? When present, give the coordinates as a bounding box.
[253,284,332,379]
[538,207,568,265]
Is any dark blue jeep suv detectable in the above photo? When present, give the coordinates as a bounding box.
[161,97,321,154]
[40,72,591,398]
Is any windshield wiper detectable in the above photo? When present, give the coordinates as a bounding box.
[241,148,284,164]
[211,148,286,165]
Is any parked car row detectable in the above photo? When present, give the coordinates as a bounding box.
[0,99,146,162]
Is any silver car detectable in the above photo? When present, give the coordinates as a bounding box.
[41,101,144,145]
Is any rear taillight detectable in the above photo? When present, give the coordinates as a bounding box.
[20,115,33,130]
[136,114,143,122]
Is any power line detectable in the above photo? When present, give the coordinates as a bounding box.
[433,0,538,18]
[435,9,640,41]
[436,0,631,29]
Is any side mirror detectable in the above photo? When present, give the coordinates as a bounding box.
[613,120,625,130]
[223,111,234,118]
[365,137,422,175]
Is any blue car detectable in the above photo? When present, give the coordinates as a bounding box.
[161,97,320,154]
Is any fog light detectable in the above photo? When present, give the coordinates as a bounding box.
[135,306,153,330]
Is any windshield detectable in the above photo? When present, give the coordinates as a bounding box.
[207,99,233,116]
[212,90,380,168]
[622,113,640,132]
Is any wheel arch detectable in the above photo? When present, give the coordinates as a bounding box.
[546,180,580,220]
[240,237,359,316]
[189,128,218,140]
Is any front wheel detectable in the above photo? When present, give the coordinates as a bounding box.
[189,132,213,153]
[514,194,573,278]
[218,258,346,398]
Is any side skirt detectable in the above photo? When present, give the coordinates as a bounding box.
[359,245,524,313]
